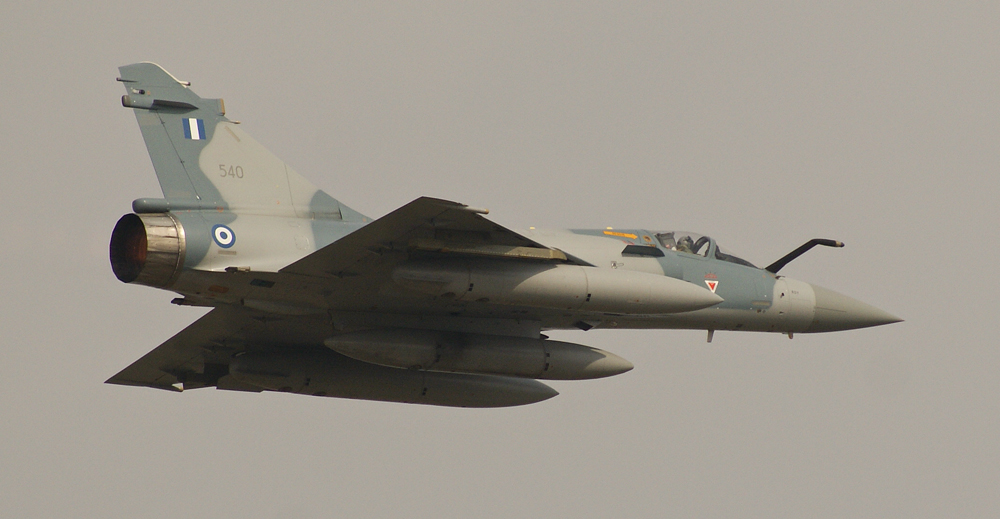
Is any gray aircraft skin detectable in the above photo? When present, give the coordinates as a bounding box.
[108,63,901,407]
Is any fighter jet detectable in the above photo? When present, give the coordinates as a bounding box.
[107,63,901,407]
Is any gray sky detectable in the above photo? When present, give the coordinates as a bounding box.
[2,2,997,517]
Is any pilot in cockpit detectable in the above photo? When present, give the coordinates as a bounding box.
[675,235,695,254]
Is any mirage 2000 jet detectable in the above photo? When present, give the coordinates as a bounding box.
[107,63,901,407]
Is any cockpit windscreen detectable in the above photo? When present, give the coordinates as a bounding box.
[655,231,758,268]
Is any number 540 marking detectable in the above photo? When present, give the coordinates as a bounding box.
[218,164,244,178]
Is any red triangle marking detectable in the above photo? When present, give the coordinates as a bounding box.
[705,280,718,293]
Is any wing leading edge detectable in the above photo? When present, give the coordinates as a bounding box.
[281,196,588,280]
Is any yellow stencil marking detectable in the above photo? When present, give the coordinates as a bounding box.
[604,230,638,239]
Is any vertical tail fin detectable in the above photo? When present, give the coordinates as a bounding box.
[118,62,362,220]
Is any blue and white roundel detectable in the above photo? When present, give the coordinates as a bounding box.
[212,224,236,248]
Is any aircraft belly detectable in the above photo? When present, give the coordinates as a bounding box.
[391,260,720,315]
[547,309,775,332]
[169,269,329,312]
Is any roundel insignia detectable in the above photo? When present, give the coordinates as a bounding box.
[212,224,236,248]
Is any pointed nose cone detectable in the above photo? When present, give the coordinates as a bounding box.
[587,351,635,378]
[689,285,726,310]
[566,349,634,380]
[806,284,903,332]
[643,275,724,313]
[429,375,559,407]
[542,341,634,380]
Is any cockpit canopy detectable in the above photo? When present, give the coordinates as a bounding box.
[654,231,758,268]
[655,231,711,257]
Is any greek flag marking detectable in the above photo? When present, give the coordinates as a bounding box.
[183,118,206,140]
